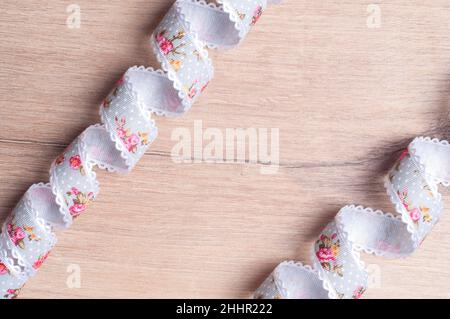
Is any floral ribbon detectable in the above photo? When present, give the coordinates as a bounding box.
[254,137,450,299]
[0,0,278,299]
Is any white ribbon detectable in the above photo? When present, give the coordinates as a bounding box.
[0,0,276,299]
[254,137,450,299]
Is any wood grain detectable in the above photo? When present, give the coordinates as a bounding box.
[0,0,450,298]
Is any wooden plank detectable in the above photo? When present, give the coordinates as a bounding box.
[0,0,449,298]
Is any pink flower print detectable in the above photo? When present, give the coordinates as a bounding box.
[409,208,421,223]
[114,116,145,154]
[315,233,343,276]
[102,99,110,109]
[187,80,198,100]
[69,155,82,169]
[115,76,124,88]
[125,134,140,152]
[4,288,21,299]
[251,6,263,26]
[0,262,8,275]
[397,188,426,224]
[117,127,127,139]
[66,188,94,219]
[155,30,185,56]
[69,203,87,217]
[352,286,366,299]
[55,154,65,166]
[71,187,80,196]
[316,247,336,262]
[7,223,26,249]
[188,87,197,99]
[200,81,209,93]
[33,251,51,270]
[69,155,86,175]
[399,149,409,161]
[156,31,174,55]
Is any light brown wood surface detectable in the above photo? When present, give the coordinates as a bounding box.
[0,0,450,299]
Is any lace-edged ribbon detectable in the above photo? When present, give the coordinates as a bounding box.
[0,0,277,299]
[254,137,450,299]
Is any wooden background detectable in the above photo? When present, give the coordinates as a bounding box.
[0,0,449,299]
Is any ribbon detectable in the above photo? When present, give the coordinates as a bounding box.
[254,137,450,299]
[0,0,278,299]
[2,0,444,300]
